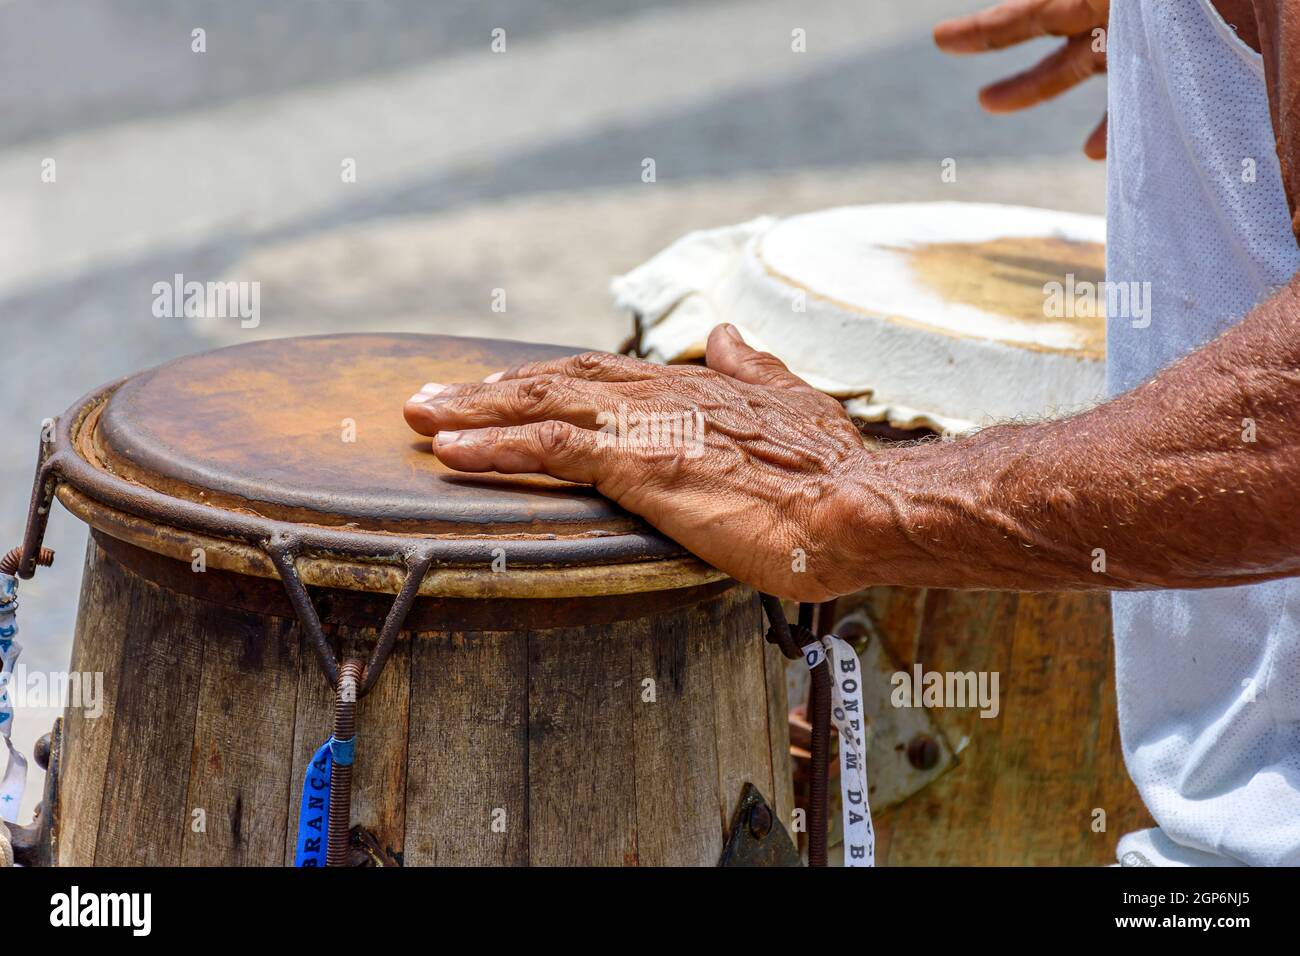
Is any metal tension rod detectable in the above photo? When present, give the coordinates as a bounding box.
[265,537,435,867]
[759,594,831,868]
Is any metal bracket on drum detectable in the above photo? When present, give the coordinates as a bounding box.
[263,537,434,868]
[826,611,954,811]
[760,595,833,867]
[7,425,61,580]
[718,782,800,867]
[262,534,435,695]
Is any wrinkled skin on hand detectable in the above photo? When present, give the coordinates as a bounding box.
[404,325,869,601]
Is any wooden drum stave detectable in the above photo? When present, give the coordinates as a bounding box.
[21,333,794,867]
[832,587,1150,866]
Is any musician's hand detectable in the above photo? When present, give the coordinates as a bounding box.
[934,0,1109,159]
[403,325,869,601]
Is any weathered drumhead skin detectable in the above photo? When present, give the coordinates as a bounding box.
[96,333,640,536]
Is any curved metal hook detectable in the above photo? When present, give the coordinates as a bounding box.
[17,426,60,580]
[266,536,436,696]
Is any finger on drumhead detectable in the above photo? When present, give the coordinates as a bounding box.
[978,35,1103,113]
[432,421,611,485]
[705,323,814,392]
[483,351,661,385]
[404,377,606,435]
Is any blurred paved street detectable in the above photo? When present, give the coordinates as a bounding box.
[0,0,1106,819]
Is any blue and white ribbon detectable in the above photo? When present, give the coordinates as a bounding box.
[801,634,875,867]
[294,735,354,867]
[0,573,28,825]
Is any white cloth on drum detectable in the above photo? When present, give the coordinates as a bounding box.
[612,216,775,344]
[611,203,1107,435]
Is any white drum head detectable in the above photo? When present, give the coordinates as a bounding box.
[614,202,1107,433]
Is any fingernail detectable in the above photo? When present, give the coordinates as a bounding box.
[435,431,462,448]
[720,323,741,341]
[408,384,446,404]
[482,371,504,383]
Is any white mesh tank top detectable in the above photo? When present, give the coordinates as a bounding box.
[1107,0,1300,866]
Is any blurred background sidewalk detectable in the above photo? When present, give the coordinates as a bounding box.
[0,0,1105,819]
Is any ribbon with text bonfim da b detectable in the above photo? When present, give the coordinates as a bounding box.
[801,634,875,866]
[0,573,29,825]
[294,735,354,867]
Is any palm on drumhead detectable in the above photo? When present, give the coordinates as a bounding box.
[404,326,868,602]
[934,0,1110,159]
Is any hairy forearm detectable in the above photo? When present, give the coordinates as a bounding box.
[833,274,1300,592]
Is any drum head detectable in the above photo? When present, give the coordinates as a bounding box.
[619,202,1108,432]
[94,333,639,536]
[756,203,1106,358]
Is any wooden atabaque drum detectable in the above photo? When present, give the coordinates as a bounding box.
[39,333,792,866]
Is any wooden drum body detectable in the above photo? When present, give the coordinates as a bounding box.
[62,536,790,866]
[28,333,792,867]
[829,587,1150,867]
